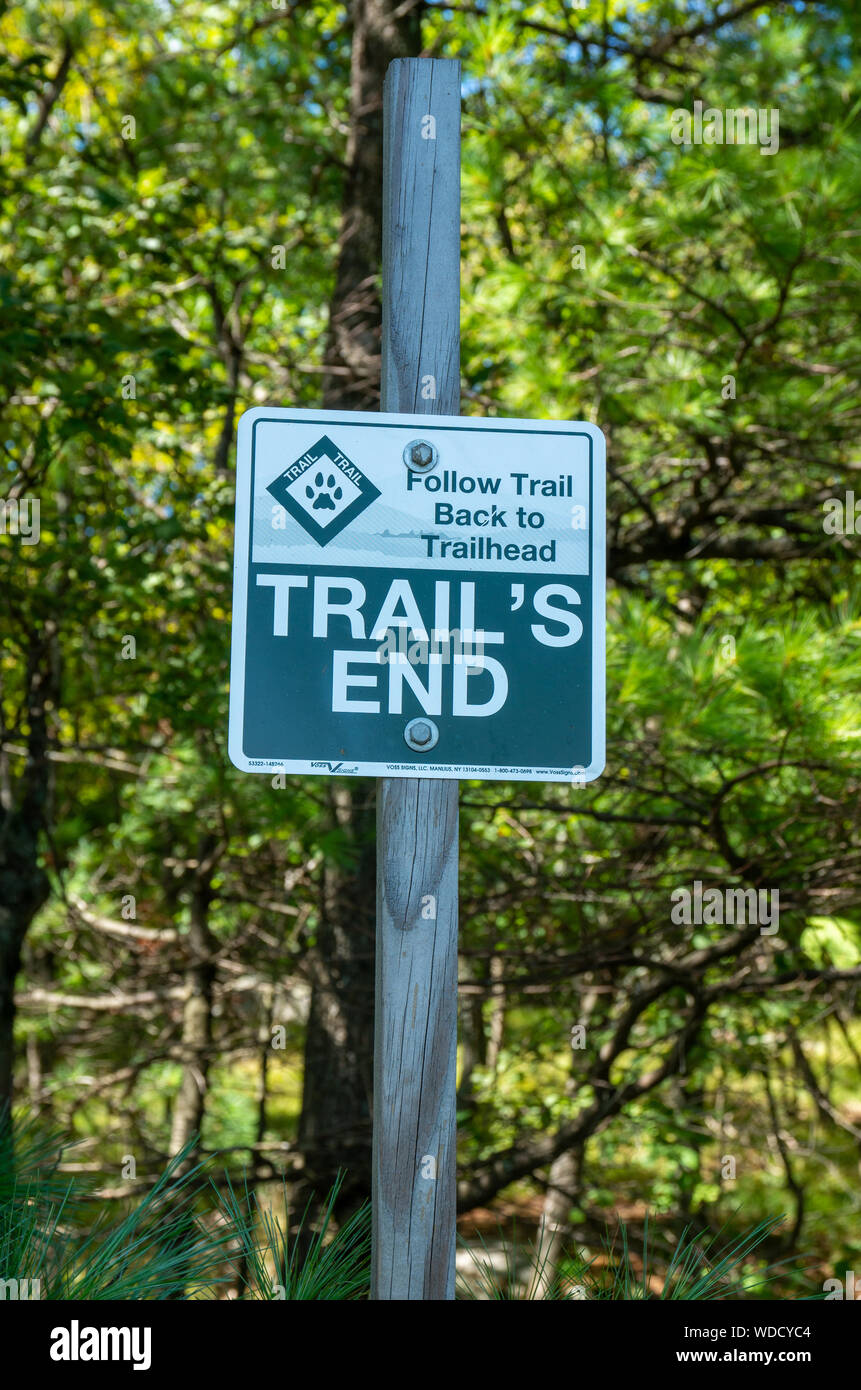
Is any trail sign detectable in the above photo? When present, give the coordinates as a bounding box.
[229,406,605,783]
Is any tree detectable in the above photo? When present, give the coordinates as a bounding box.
[1,0,859,1289]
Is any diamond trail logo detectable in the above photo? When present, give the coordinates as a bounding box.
[266,435,381,546]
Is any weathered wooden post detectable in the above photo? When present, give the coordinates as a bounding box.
[372,56,461,1301]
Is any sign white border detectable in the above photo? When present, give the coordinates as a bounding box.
[228,407,605,783]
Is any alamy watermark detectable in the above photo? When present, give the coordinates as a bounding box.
[671,881,779,935]
[0,498,40,544]
[50,1321,151,1370]
[823,1271,858,1299]
[0,1276,41,1299]
[670,100,779,156]
[375,626,486,669]
[822,490,860,535]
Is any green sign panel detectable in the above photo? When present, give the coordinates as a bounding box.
[229,408,605,782]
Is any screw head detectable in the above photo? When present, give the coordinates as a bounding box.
[402,439,439,473]
[404,717,439,752]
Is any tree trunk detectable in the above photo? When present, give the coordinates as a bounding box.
[298,786,376,1206]
[0,628,58,1116]
[169,839,218,1160]
[536,1146,583,1296]
[297,0,423,1210]
[534,980,599,1294]
[457,986,486,1110]
[320,0,424,412]
[486,954,506,1076]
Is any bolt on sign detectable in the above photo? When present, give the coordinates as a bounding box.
[229,408,606,782]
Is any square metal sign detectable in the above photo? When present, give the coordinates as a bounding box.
[228,408,605,782]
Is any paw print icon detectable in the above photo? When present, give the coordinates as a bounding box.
[267,435,381,546]
[306,472,343,511]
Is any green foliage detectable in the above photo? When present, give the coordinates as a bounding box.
[458,1214,809,1301]
[1,0,859,1292]
[0,1111,371,1300]
[0,1114,235,1299]
[217,1172,371,1301]
[0,1110,801,1302]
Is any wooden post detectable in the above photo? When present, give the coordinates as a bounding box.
[372,57,461,1301]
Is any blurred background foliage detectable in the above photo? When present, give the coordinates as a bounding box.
[0,0,859,1297]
